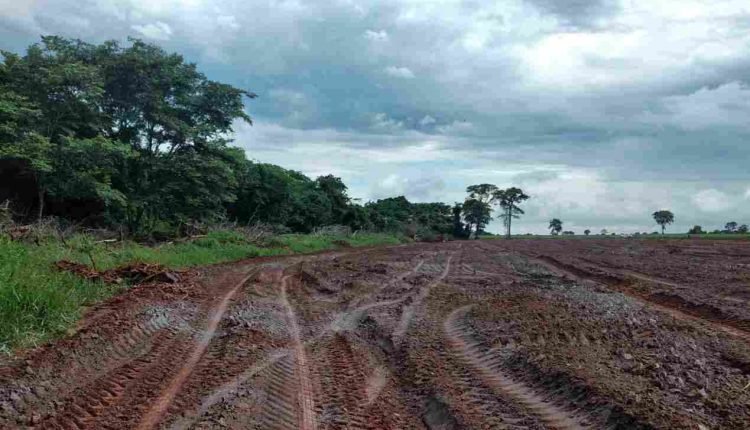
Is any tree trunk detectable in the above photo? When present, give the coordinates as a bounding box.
[37,188,44,223]
[506,210,512,239]
[661,225,665,235]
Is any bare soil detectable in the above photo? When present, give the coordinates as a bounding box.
[2,239,750,429]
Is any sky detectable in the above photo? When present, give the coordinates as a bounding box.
[2,0,750,234]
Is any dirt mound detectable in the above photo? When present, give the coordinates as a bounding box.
[55,260,185,285]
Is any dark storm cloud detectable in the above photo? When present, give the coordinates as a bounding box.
[524,0,621,27]
[2,0,750,233]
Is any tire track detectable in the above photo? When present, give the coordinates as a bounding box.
[445,306,590,430]
[279,274,318,430]
[315,334,377,429]
[528,254,750,343]
[171,258,428,428]
[37,329,187,429]
[135,269,257,430]
[393,253,454,344]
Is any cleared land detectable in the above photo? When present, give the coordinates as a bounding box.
[2,239,750,429]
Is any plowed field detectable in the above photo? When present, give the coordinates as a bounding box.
[2,239,750,429]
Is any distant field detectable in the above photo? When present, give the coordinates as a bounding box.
[482,233,750,240]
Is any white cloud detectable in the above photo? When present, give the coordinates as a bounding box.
[131,21,173,40]
[384,66,415,79]
[371,174,446,200]
[641,82,750,130]
[370,112,404,132]
[419,115,436,126]
[216,15,239,31]
[436,120,473,135]
[364,29,388,42]
[692,189,733,212]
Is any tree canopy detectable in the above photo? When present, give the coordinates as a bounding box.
[652,210,674,234]
[0,36,455,239]
[549,218,563,235]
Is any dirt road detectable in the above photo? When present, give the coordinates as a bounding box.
[2,239,750,429]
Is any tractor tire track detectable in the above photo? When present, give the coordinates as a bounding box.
[279,274,318,430]
[392,254,455,345]
[528,253,750,343]
[135,269,256,430]
[445,306,590,430]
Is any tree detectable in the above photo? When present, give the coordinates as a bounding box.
[451,203,466,238]
[725,221,738,233]
[739,224,749,234]
[549,218,563,235]
[652,210,674,235]
[600,228,608,235]
[466,184,498,204]
[462,198,492,238]
[688,225,704,234]
[492,187,529,239]
[315,174,351,225]
[584,229,591,236]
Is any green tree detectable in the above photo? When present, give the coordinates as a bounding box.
[492,187,529,239]
[584,229,591,236]
[315,174,351,225]
[725,221,738,233]
[462,198,492,238]
[451,203,466,238]
[739,224,749,234]
[652,210,674,234]
[688,225,704,234]
[549,218,563,235]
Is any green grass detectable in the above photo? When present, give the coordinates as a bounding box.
[0,230,404,354]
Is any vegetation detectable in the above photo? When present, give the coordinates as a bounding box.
[549,218,563,235]
[652,210,674,234]
[0,36,451,240]
[493,187,530,239]
[0,229,404,353]
[455,184,530,239]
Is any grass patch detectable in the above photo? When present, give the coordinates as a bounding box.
[0,231,404,353]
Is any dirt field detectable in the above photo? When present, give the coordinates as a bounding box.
[2,239,750,429]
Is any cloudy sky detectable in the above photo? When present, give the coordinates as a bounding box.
[2,0,750,234]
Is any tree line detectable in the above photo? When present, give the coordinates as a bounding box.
[0,36,462,239]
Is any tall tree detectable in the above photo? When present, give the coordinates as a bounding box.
[451,203,466,238]
[652,210,674,235]
[466,184,498,205]
[461,198,492,238]
[492,187,529,239]
[549,218,563,235]
[725,221,738,233]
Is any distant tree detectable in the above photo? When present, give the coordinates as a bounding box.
[600,228,608,235]
[652,210,674,235]
[688,225,704,235]
[466,184,498,204]
[739,224,749,234]
[451,203,466,238]
[462,198,492,238]
[584,229,591,236]
[725,221,738,233]
[562,231,575,235]
[463,184,498,237]
[492,187,529,239]
[549,218,563,235]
